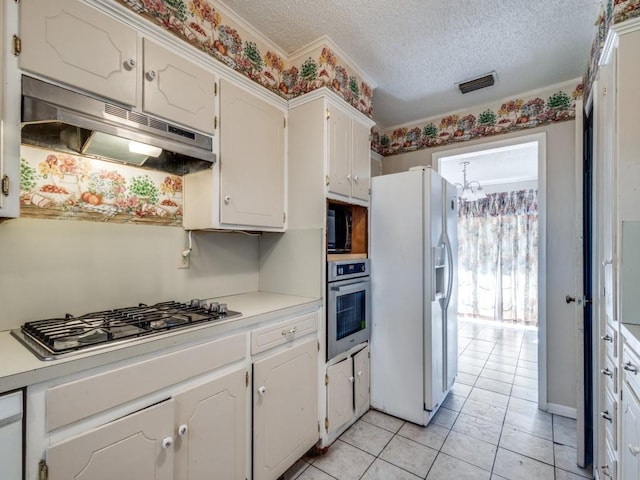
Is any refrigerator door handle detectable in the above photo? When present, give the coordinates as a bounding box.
[443,236,454,311]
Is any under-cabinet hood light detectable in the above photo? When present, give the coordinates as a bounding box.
[129,140,162,158]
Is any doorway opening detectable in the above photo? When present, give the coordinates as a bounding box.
[434,132,547,408]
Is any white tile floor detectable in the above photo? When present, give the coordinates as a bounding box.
[283,320,594,480]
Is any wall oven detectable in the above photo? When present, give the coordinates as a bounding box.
[327,259,371,360]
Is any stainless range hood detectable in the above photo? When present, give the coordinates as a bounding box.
[21,76,215,175]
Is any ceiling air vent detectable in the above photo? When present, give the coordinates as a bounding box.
[457,71,497,94]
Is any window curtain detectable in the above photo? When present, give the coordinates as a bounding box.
[457,189,538,326]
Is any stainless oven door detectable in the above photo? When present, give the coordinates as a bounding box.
[327,278,371,360]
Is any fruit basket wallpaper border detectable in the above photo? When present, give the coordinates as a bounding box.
[20,146,184,226]
[371,83,583,157]
[116,0,374,118]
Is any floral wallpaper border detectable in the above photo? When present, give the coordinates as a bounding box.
[584,0,640,105]
[371,84,583,157]
[116,0,374,117]
[19,146,184,226]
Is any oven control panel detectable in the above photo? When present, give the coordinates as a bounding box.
[328,259,370,282]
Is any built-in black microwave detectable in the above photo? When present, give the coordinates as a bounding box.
[327,203,352,253]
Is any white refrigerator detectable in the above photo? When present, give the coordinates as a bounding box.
[370,167,457,426]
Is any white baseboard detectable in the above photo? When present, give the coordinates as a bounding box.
[546,402,577,419]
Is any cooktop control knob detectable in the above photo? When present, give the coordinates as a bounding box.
[189,299,201,308]
[208,302,219,313]
[218,303,228,314]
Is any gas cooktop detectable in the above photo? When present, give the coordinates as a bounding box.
[11,300,241,361]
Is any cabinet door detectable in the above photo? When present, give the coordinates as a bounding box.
[326,358,353,435]
[174,369,247,480]
[253,340,318,480]
[47,399,174,480]
[19,0,137,106]
[353,346,370,416]
[219,79,285,228]
[351,121,371,201]
[328,105,352,197]
[142,38,216,135]
[622,384,640,480]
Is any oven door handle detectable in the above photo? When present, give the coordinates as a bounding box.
[330,281,368,292]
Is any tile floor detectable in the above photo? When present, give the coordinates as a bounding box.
[283,319,593,480]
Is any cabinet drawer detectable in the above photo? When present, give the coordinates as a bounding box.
[251,312,318,355]
[602,387,618,451]
[602,354,618,394]
[47,333,246,431]
[603,322,617,360]
[623,342,640,398]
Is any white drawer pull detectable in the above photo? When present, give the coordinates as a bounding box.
[624,361,638,373]
[601,410,612,422]
[162,436,173,449]
[601,368,613,377]
[177,424,188,437]
[281,326,297,336]
[258,386,267,396]
[601,334,613,343]
[629,444,640,456]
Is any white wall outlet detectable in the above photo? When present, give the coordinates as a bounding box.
[178,252,190,269]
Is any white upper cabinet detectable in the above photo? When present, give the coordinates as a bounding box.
[183,79,286,231]
[0,0,20,219]
[19,0,216,135]
[327,100,374,203]
[142,38,216,135]
[20,0,138,107]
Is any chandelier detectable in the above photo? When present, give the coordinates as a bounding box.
[454,161,484,201]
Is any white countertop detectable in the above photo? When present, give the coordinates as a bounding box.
[0,291,321,393]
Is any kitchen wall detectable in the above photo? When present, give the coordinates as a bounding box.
[0,218,260,331]
[382,120,579,412]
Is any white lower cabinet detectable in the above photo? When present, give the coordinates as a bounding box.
[47,399,175,480]
[621,383,640,480]
[173,369,247,480]
[325,345,369,437]
[253,339,319,480]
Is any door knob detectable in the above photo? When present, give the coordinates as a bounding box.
[565,295,576,304]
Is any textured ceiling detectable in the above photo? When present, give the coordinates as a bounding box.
[220,0,600,128]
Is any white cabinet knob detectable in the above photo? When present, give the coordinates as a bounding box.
[348,376,355,383]
[346,174,352,182]
[354,175,359,183]
[258,386,267,395]
[224,195,231,205]
[124,58,136,70]
[624,361,638,373]
[601,334,613,343]
[602,258,613,266]
[177,424,188,437]
[162,436,174,449]
[146,70,157,81]
[601,410,612,422]
[357,370,363,377]
[629,444,640,456]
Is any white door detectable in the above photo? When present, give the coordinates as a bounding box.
[351,121,371,201]
[353,346,370,416]
[142,38,216,134]
[219,79,285,228]
[253,340,318,480]
[328,105,352,197]
[174,369,247,480]
[326,358,353,435]
[20,0,138,106]
[47,399,174,480]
